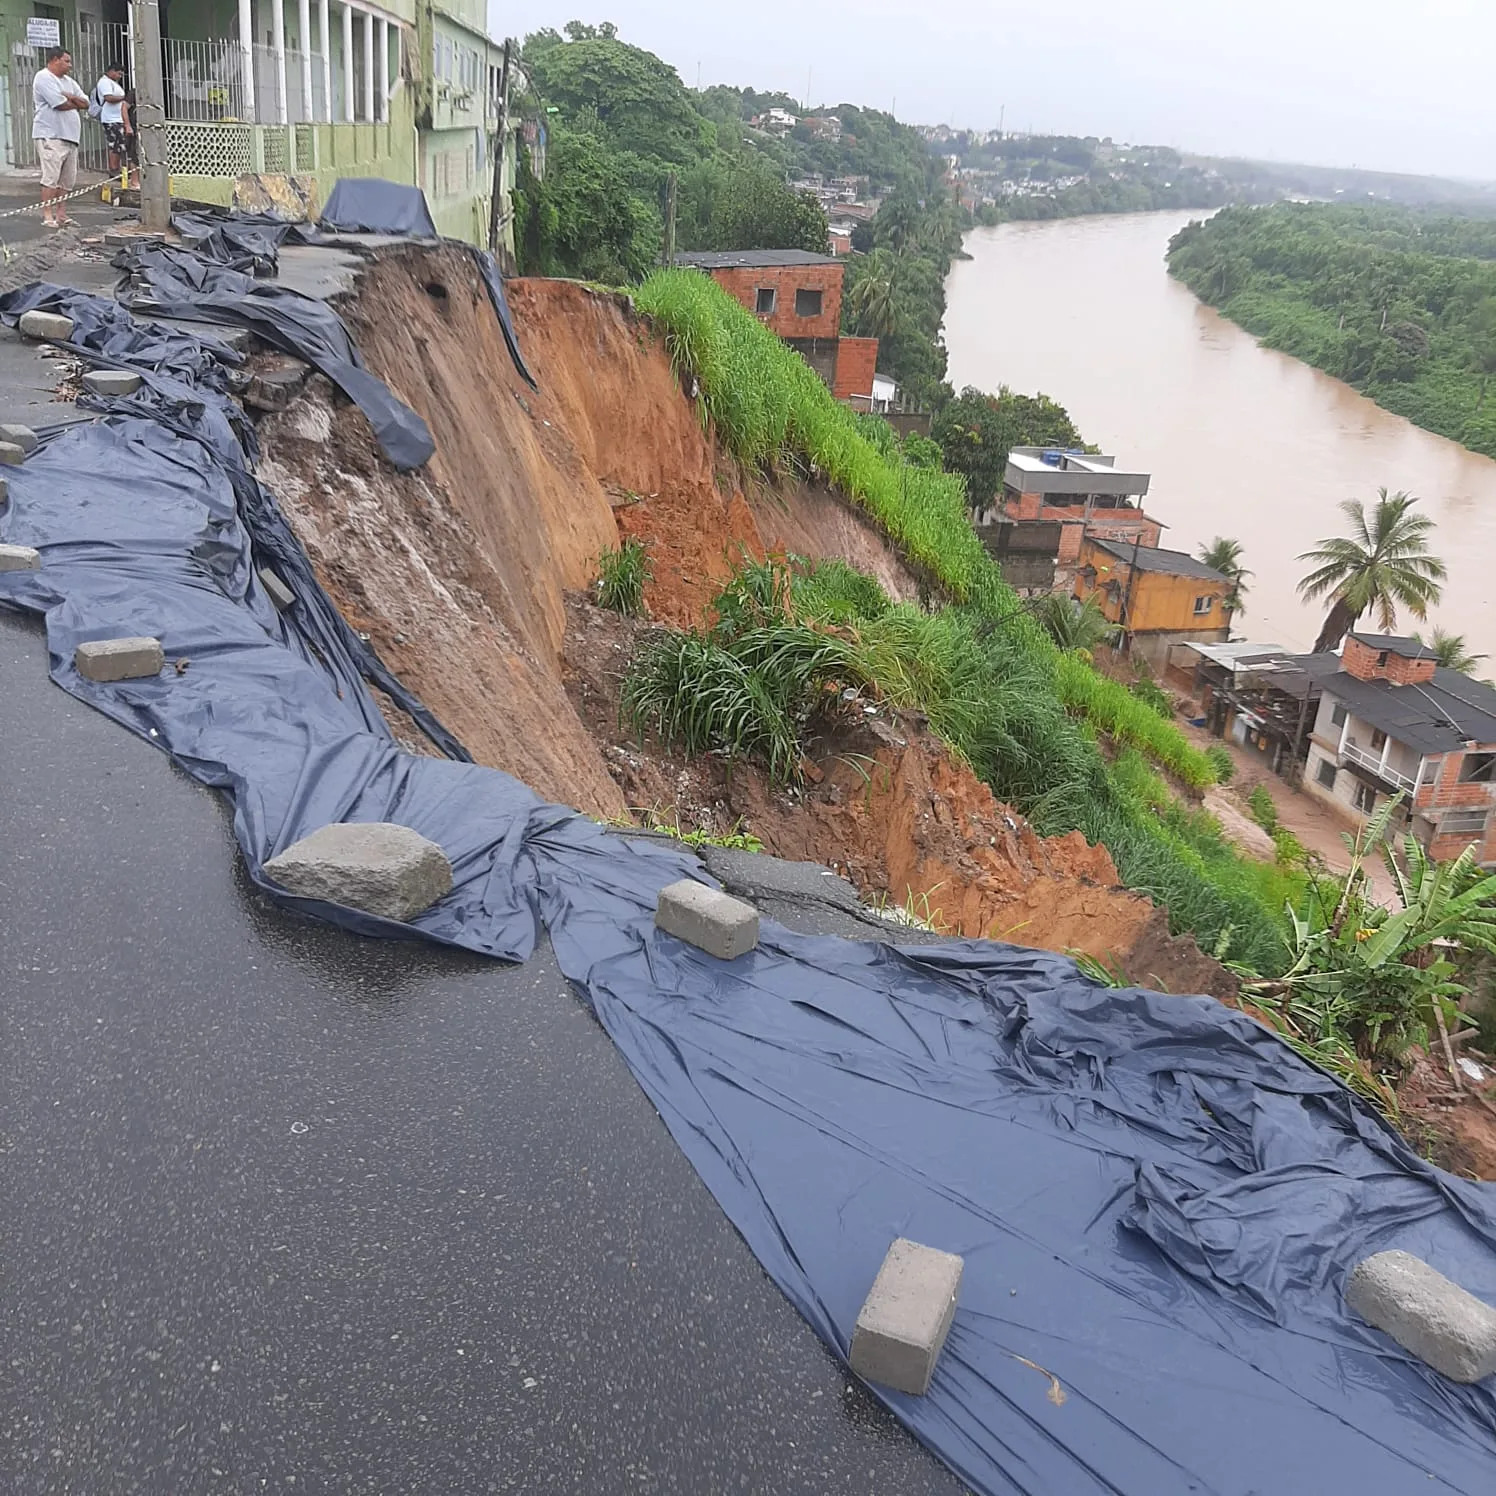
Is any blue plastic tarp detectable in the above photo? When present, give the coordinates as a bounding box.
[1,249,1494,1495]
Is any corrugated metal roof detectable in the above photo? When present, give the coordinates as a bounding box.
[1089,538,1228,583]
[673,249,838,269]
[1321,665,1496,753]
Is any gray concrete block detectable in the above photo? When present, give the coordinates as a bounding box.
[18,309,74,342]
[264,822,452,922]
[0,475,9,503]
[257,566,296,611]
[849,1238,963,1396]
[0,442,26,466]
[74,636,165,682]
[82,369,143,397]
[0,543,39,571]
[655,879,759,959]
[0,423,39,452]
[1347,1252,1496,1382]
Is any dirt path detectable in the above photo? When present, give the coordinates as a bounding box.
[1178,720,1393,902]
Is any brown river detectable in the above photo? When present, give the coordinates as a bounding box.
[944,211,1496,654]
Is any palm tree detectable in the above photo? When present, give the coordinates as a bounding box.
[1197,536,1251,616]
[846,250,899,339]
[1036,593,1120,658]
[1297,489,1446,655]
[1413,627,1487,676]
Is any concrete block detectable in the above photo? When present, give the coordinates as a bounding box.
[654,878,759,959]
[0,543,39,570]
[0,423,39,452]
[0,442,26,466]
[82,369,143,397]
[17,309,74,342]
[1347,1251,1496,1382]
[0,474,11,502]
[257,566,296,611]
[850,1238,963,1396]
[264,822,452,922]
[74,635,165,682]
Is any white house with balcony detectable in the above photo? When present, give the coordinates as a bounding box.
[1302,632,1496,865]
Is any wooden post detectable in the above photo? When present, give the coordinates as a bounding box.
[663,170,677,266]
[131,0,169,232]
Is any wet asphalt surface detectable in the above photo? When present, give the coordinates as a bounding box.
[0,609,967,1495]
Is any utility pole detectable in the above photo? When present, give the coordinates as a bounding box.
[487,40,512,260]
[662,171,677,266]
[131,0,169,231]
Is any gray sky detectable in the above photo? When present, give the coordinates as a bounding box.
[491,0,1495,180]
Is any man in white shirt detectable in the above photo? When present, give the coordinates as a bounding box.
[32,47,89,229]
[93,62,129,177]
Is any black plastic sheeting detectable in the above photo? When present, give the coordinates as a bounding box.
[321,176,438,238]
[2,246,1496,1495]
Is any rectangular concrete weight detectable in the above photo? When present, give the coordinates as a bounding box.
[257,566,296,611]
[0,543,40,571]
[850,1238,964,1396]
[0,442,27,466]
[74,636,165,683]
[264,822,453,922]
[1347,1251,1496,1383]
[655,879,759,959]
[82,369,143,397]
[17,309,74,342]
[0,423,39,452]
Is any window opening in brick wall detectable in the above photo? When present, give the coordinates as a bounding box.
[1316,758,1338,789]
[794,287,823,318]
[1459,752,1496,783]
[1441,808,1489,836]
[755,287,776,315]
[1353,781,1377,814]
[1330,702,1347,727]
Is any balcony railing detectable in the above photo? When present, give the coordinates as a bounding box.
[1340,739,1418,793]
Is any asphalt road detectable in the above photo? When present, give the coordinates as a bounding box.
[0,608,966,1495]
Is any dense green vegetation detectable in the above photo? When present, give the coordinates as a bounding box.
[595,537,651,615]
[929,387,1088,506]
[631,269,1301,970]
[514,25,831,281]
[1168,203,1496,459]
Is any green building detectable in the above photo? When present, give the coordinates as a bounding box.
[0,0,526,249]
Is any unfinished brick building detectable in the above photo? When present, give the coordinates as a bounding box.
[673,249,878,408]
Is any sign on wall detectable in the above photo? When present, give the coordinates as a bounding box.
[26,17,61,47]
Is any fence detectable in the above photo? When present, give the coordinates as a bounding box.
[8,18,130,171]
[164,40,330,126]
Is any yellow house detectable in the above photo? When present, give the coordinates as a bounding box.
[1074,536,1231,669]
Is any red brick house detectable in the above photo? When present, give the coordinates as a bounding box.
[673,249,878,408]
[1302,633,1496,864]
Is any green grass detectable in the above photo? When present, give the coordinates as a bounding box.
[596,537,651,616]
[630,273,1294,971]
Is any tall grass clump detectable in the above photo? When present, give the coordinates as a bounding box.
[596,537,651,616]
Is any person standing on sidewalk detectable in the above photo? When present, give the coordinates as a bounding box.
[93,62,129,179]
[32,48,89,229]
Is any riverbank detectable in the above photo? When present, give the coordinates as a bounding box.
[944,211,1496,654]
[1168,203,1496,463]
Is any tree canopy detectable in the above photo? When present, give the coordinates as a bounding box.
[1169,203,1496,459]
[930,387,1088,508]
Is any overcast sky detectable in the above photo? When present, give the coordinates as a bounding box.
[491,0,1495,180]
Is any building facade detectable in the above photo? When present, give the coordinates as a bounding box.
[673,248,880,409]
[0,0,519,247]
[1301,634,1496,864]
[977,446,1162,596]
[1073,536,1231,670]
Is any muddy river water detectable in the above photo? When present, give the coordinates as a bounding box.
[944,211,1496,654]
